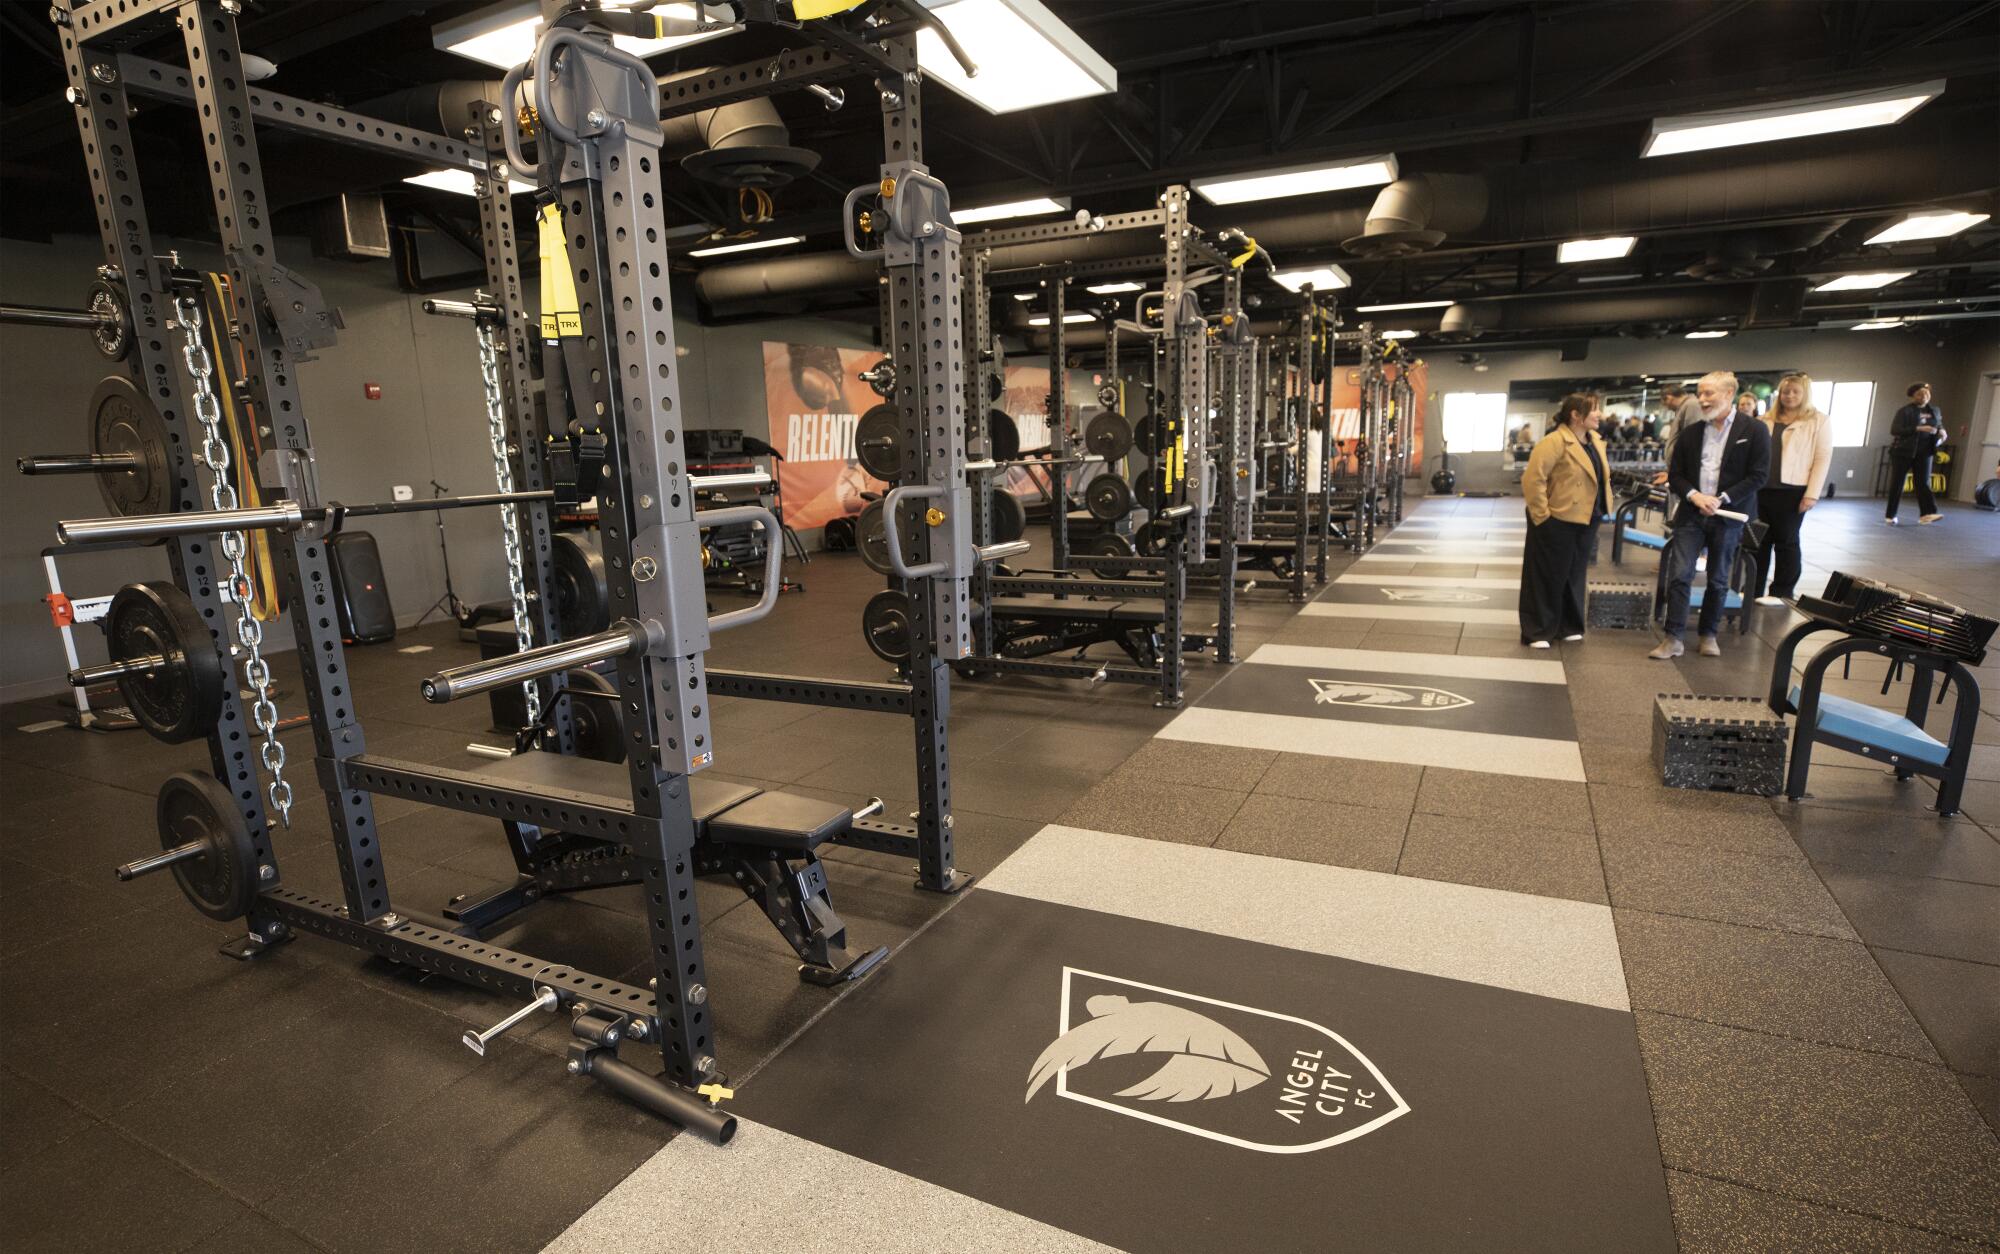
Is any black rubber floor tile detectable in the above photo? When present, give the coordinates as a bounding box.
[1782,805,2000,886]
[1870,948,2000,1078]
[794,739,919,804]
[1580,743,1665,788]
[980,718,1155,774]
[4,777,158,862]
[186,1209,323,1254]
[1213,792,1406,872]
[0,761,99,810]
[1665,1171,1991,1254]
[113,979,484,1204]
[0,1065,94,1158]
[705,694,822,734]
[1817,867,2000,965]
[949,756,1102,822]
[1614,910,1938,1062]
[0,1123,242,1254]
[0,871,147,958]
[260,1042,667,1254]
[1057,767,1247,845]
[1116,737,1276,787]
[1635,1013,2000,1242]
[1255,751,1424,809]
[1600,836,1857,939]
[821,806,1042,879]
[1782,762,1960,817]
[709,727,852,785]
[1573,707,1657,752]
[1268,618,1372,649]
[1948,778,2000,827]
[1398,811,1608,904]
[1418,768,1595,833]
[1589,783,1802,858]
[1962,1075,2000,1137]
[680,928,866,1068]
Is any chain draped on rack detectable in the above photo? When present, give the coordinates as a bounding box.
[476,316,541,724]
[172,291,292,825]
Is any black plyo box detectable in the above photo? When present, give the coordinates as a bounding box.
[1651,693,1787,795]
[1589,581,1653,630]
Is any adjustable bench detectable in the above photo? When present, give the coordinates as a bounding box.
[988,594,1162,626]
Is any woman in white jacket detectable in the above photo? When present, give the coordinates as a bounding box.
[1753,372,1833,604]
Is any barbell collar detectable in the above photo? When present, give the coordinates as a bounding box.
[19,453,140,476]
[976,539,1031,563]
[420,620,657,704]
[68,652,168,688]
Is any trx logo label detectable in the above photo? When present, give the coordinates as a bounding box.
[1026,969,1409,1154]
[1378,588,1490,603]
[1308,679,1474,711]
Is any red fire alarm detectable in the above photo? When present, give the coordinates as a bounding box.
[362,382,382,400]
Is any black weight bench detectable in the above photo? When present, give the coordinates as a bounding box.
[989,594,1162,625]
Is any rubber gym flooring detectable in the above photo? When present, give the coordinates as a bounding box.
[1,495,1996,1252]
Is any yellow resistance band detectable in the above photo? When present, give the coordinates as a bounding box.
[538,203,583,339]
[203,273,280,621]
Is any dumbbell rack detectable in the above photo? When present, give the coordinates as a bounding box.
[43,0,974,1139]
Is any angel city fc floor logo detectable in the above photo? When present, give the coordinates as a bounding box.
[1026,969,1409,1153]
[1308,679,1475,711]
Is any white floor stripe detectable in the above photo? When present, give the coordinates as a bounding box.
[1373,538,1523,549]
[545,1121,1124,1253]
[1359,552,1525,564]
[981,827,1627,1011]
[1300,603,1518,625]
[1246,642,1567,684]
[1335,572,1522,589]
[1158,706,1586,782]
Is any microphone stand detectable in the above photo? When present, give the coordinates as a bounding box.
[412,479,470,629]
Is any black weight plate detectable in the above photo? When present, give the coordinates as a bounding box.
[855,402,903,481]
[1097,383,1120,408]
[88,280,130,360]
[988,408,1021,462]
[90,374,172,518]
[553,532,611,638]
[991,488,1027,543]
[988,373,1004,402]
[157,770,257,921]
[1082,531,1137,576]
[1085,474,1135,522]
[1132,469,1161,514]
[107,582,225,744]
[564,667,627,764]
[861,589,912,664]
[1132,412,1163,458]
[1085,409,1133,461]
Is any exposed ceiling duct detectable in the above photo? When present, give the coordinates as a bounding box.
[1341,174,1488,259]
[1680,220,1846,281]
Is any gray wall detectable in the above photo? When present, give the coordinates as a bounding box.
[1415,328,2000,499]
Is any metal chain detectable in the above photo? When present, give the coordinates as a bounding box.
[173,291,292,825]
[476,317,541,723]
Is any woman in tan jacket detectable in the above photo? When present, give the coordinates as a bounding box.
[1518,393,1613,647]
[1752,372,1833,604]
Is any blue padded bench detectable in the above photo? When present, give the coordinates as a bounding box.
[1786,686,1950,767]
[1689,586,1744,612]
[1621,527,1666,550]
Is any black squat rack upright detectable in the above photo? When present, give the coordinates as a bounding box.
[39,0,986,1142]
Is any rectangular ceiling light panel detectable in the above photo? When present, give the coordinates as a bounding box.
[1028,313,1097,326]
[1643,80,1944,158]
[1087,281,1145,294]
[954,197,1071,225]
[1193,155,1399,206]
[1355,300,1451,312]
[1864,211,1990,246]
[1269,265,1352,293]
[686,235,805,257]
[918,0,1117,114]
[435,2,736,68]
[1558,236,1636,264]
[403,169,535,197]
[1812,271,1912,292]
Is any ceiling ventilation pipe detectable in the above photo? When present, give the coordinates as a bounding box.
[1341,174,1488,259]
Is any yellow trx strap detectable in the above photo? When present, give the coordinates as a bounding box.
[538,204,582,339]
[793,0,868,18]
[1228,234,1258,269]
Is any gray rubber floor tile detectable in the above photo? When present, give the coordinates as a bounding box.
[0,1067,94,1158]
[1614,910,1938,1062]
[1817,867,2000,965]
[188,1209,322,1254]
[1213,793,1406,872]
[1362,633,1462,655]
[1056,767,1247,845]
[1635,1013,2000,1242]
[1962,1075,2000,1137]
[1417,768,1595,833]
[0,1123,244,1254]
[1870,948,2000,1078]
[1580,743,1665,788]
[1396,811,1607,904]
[1589,782,1802,858]
[1600,836,1857,939]
[1665,1171,1992,1254]
[950,756,1103,822]
[1781,805,2000,886]
[1254,751,1423,810]
[1116,738,1276,788]
[1783,762,1963,817]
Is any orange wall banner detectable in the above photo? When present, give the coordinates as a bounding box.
[762,341,890,530]
[1326,360,1428,477]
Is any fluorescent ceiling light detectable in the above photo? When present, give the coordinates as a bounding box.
[1355,299,1450,312]
[1576,272,1642,284]
[1087,281,1144,294]
[1850,319,1904,330]
[1379,329,1418,340]
[1028,312,1096,326]
[1012,292,1037,302]
[1558,236,1636,263]
[1865,211,1990,246]
[1813,271,1911,292]
[917,0,1116,115]
[1193,155,1398,206]
[1269,265,1352,293]
[954,196,1070,225]
[402,169,534,197]
[685,235,805,258]
[1684,330,1729,339]
[434,2,735,69]
[1643,80,1943,158]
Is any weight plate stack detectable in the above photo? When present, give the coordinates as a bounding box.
[90,375,173,518]
[1084,410,1134,461]
[1082,531,1138,576]
[105,582,226,743]
[861,589,912,664]
[855,403,903,480]
[553,532,611,638]
[156,771,258,921]
[1085,474,1136,521]
[563,668,627,764]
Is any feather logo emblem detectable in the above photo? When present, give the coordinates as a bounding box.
[1308,679,1474,711]
[1027,969,1410,1153]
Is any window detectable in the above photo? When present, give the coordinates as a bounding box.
[1809,379,1875,447]
[1441,391,1509,452]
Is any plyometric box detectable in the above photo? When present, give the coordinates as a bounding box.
[1588,581,1654,630]
[1651,693,1787,795]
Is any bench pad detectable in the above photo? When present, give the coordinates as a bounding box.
[1788,686,1950,767]
[706,790,852,854]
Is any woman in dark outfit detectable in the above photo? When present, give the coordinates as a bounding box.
[1519,393,1612,648]
[1885,381,1947,524]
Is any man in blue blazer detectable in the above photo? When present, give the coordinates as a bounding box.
[1648,370,1771,659]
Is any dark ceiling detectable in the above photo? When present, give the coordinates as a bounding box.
[2,0,1995,348]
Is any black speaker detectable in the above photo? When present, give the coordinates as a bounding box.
[1746,279,1808,328]
[327,530,395,644]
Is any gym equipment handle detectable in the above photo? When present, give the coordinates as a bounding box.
[19,453,139,476]
[422,297,495,321]
[462,985,557,1057]
[877,485,949,579]
[421,621,657,704]
[69,652,166,688]
[697,504,785,632]
[0,303,106,331]
[977,539,1030,563]
[116,840,206,882]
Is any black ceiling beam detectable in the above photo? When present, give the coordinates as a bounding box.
[1171,60,1256,162]
[1113,0,1531,74]
[1861,0,1999,65]
[1298,13,1507,143]
[1539,0,1754,113]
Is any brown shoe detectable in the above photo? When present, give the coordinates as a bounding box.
[1648,637,1684,660]
[1699,635,1722,657]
